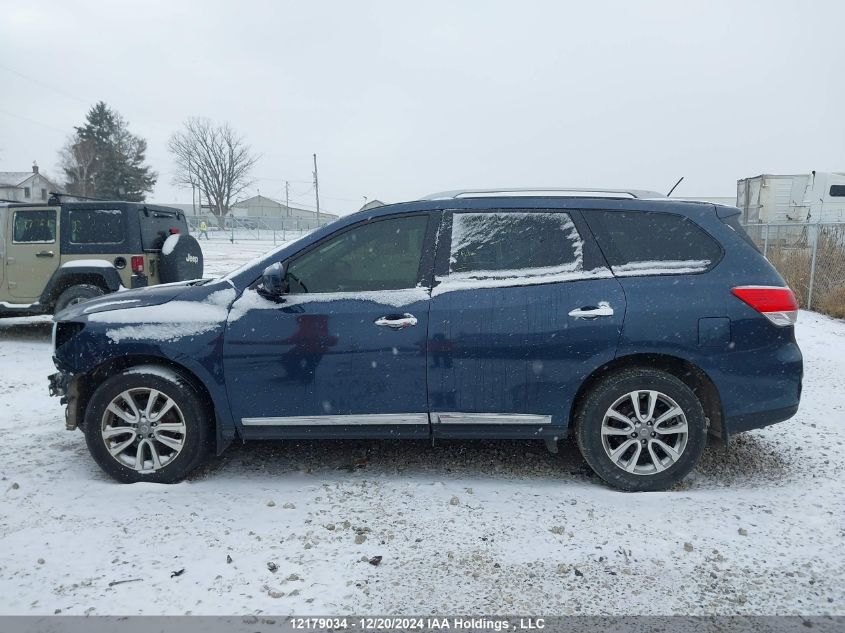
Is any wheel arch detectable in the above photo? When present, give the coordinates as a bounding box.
[40,266,121,307]
[570,353,725,441]
[74,354,234,453]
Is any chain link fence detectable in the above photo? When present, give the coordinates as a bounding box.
[743,222,845,318]
[185,215,329,245]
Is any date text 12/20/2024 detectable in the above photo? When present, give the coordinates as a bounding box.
[291,617,546,631]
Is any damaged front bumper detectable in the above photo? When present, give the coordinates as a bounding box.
[48,368,82,431]
[48,370,69,398]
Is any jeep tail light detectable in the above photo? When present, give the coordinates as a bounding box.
[131,255,145,274]
[169,227,180,234]
[731,286,798,326]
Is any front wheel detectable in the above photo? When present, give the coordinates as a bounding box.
[575,368,708,492]
[54,284,105,313]
[83,365,210,483]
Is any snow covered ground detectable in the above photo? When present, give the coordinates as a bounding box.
[0,238,843,616]
[198,234,310,278]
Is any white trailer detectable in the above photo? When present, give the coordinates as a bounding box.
[737,172,845,224]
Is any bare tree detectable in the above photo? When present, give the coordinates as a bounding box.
[59,136,98,198]
[168,118,259,224]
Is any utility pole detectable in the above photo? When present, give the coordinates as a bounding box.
[285,180,290,218]
[313,153,321,226]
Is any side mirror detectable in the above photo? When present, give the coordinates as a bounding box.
[260,261,288,298]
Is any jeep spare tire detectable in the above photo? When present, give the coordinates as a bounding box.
[159,233,204,283]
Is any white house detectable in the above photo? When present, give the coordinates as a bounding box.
[0,163,61,203]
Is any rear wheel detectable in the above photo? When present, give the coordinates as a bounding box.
[54,284,105,313]
[575,368,708,491]
[83,366,210,483]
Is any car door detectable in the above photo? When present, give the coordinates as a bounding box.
[6,207,60,300]
[223,212,438,439]
[427,208,626,439]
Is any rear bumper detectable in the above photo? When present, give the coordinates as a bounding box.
[724,403,800,439]
[711,333,803,441]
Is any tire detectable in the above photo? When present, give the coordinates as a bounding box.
[159,234,204,283]
[574,368,708,492]
[54,284,105,313]
[83,365,211,483]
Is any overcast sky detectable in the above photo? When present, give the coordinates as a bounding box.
[1,0,843,214]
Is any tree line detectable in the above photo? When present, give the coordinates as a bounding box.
[60,101,257,223]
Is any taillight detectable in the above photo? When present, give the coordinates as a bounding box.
[169,227,181,234]
[131,255,145,274]
[731,286,798,326]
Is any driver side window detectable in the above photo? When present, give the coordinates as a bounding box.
[286,214,429,293]
[13,210,57,243]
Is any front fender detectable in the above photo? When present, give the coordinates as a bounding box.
[58,327,237,454]
[52,282,241,453]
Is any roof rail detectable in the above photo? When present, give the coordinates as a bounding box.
[422,187,666,200]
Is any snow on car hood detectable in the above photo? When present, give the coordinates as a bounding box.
[54,280,199,321]
[70,281,239,344]
[55,278,233,320]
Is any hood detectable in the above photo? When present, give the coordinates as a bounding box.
[54,279,216,321]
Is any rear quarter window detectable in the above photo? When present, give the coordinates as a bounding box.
[585,210,722,276]
[69,208,125,244]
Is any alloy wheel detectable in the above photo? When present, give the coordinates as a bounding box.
[100,388,187,473]
[600,390,689,475]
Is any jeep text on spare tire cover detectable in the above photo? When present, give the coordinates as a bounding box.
[159,233,204,283]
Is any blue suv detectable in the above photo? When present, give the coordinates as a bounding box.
[48,188,803,491]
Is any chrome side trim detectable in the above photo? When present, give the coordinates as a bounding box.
[241,413,430,426]
[434,413,552,425]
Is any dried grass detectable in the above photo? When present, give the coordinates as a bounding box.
[765,227,845,318]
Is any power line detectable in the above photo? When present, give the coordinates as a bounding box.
[0,108,68,134]
[0,63,90,105]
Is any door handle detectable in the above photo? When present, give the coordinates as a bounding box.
[36,251,55,258]
[374,313,418,329]
[568,301,614,319]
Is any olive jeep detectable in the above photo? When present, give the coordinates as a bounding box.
[0,200,204,317]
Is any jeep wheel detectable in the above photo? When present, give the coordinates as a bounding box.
[83,365,210,483]
[54,284,105,313]
[575,368,708,492]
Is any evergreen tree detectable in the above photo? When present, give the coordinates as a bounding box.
[61,102,157,201]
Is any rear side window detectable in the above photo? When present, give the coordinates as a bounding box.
[830,185,845,197]
[586,211,721,276]
[69,208,125,244]
[449,211,582,279]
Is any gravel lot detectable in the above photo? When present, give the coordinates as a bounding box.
[0,239,843,615]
